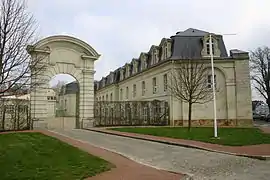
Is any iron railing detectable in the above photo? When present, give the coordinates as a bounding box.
[94,100,169,127]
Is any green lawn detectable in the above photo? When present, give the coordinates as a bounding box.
[0,132,113,180]
[109,127,270,146]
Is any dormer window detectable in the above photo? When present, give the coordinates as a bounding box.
[159,39,172,61]
[120,69,125,80]
[201,35,221,57]
[152,49,159,65]
[133,65,137,74]
[133,60,138,74]
[141,59,145,70]
[140,54,147,71]
[125,64,130,78]
[155,50,159,63]
[110,73,114,83]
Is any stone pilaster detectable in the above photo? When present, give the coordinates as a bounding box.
[30,74,50,128]
[233,52,253,126]
[79,63,96,129]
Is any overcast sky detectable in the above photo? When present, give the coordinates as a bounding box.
[27,0,270,100]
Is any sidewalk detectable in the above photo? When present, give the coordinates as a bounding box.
[39,130,186,180]
[87,128,270,160]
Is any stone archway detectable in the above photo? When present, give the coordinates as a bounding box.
[27,35,100,129]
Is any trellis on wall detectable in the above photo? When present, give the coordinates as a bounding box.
[0,99,30,132]
[94,100,169,127]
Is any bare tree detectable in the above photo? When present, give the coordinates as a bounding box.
[0,0,45,97]
[250,46,270,110]
[168,59,213,131]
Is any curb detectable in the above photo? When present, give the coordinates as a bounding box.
[86,128,270,161]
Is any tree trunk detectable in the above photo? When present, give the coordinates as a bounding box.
[188,102,192,132]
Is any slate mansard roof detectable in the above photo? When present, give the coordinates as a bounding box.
[60,81,79,95]
[170,28,228,59]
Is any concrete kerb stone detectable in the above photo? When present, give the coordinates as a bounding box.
[85,128,270,161]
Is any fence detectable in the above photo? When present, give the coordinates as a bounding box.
[0,99,31,132]
[94,100,169,127]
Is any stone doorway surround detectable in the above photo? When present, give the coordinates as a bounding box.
[27,35,100,129]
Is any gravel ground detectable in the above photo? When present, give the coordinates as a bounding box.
[50,128,270,180]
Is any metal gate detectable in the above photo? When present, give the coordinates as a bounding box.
[53,92,80,129]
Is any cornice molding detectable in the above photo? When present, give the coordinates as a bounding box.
[81,54,100,61]
[26,45,51,55]
[82,69,96,74]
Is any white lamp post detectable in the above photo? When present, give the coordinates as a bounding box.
[209,34,218,138]
[209,33,236,138]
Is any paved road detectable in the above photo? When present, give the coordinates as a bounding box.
[51,128,270,180]
[254,120,270,127]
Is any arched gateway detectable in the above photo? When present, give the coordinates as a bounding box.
[27,35,100,129]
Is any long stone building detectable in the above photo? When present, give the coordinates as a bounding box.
[94,28,253,127]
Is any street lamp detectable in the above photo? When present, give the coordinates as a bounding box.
[209,34,218,138]
[209,33,236,138]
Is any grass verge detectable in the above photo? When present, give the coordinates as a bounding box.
[0,132,112,180]
[110,127,270,146]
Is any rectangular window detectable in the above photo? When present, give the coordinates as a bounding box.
[120,71,123,80]
[133,84,136,98]
[153,77,157,94]
[120,88,123,100]
[126,67,130,77]
[164,46,168,60]
[206,39,215,55]
[102,96,104,101]
[141,60,147,70]
[133,63,137,74]
[126,86,129,99]
[110,93,113,101]
[142,81,146,96]
[106,94,108,101]
[163,74,168,91]
[155,52,159,63]
[207,75,217,89]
